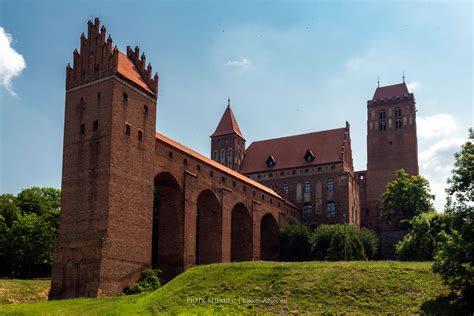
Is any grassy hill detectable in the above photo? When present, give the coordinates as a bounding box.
[0,261,457,314]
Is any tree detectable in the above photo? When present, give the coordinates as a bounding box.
[433,129,473,301]
[381,169,434,224]
[0,187,61,277]
[358,227,379,260]
[396,211,450,261]
[280,223,312,261]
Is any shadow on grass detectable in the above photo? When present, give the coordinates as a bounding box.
[420,293,473,315]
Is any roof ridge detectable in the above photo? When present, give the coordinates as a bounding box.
[249,127,346,145]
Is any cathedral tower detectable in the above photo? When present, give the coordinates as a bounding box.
[210,99,245,171]
[365,81,419,230]
[50,18,158,299]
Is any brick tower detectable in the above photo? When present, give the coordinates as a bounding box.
[49,18,158,299]
[210,99,245,171]
[364,81,419,230]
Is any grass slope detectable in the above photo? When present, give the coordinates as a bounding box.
[0,261,453,315]
[0,279,50,304]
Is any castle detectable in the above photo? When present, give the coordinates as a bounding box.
[50,19,418,299]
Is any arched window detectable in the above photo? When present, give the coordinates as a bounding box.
[282,183,289,195]
[352,207,355,222]
[326,202,336,217]
[228,148,233,161]
[365,208,370,217]
[213,150,218,161]
[327,179,334,192]
[303,203,312,218]
[220,150,225,163]
[304,181,311,193]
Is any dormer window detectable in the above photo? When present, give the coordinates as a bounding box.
[266,155,276,168]
[304,149,315,162]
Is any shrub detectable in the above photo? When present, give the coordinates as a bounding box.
[122,269,161,295]
[280,223,312,261]
[396,211,449,261]
[358,228,379,260]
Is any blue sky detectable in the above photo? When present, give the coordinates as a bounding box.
[0,0,472,210]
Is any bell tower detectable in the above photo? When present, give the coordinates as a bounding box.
[50,18,159,299]
[365,81,419,230]
[210,99,246,171]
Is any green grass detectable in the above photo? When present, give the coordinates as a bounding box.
[0,279,50,304]
[0,261,458,315]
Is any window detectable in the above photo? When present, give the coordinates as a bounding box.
[379,110,386,120]
[228,148,233,161]
[220,150,225,163]
[80,97,84,104]
[93,120,98,131]
[395,108,401,117]
[123,93,128,103]
[80,123,85,136]
[304,181,311,193]
[217,139,221,145]
[326,202,336,217]
[365,208,370,217]
[97,92,101,101]
[144,105,149,115]
[225,139,229,144]
[303,204,312,218]
[304,149,315,162]
[213,150,218,161]
[138,130,143,141]
[395,119,402,129]
[266,155,276,168]
[282,183,289,195]
[327,179,334,192]
[352,207,355,222]
[379,121,386,131]
[125,123,131,135]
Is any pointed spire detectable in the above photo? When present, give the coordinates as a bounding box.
[211,101,245,140]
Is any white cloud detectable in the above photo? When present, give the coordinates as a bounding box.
[406,81,418,92]
[417,113,458,140]
[0,27,26,96]
[419,137,465,210]
[225,58,249,68]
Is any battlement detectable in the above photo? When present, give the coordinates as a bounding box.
[66,18,158,95]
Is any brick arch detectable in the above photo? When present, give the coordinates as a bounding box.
[77,258,87,297]
[152,172,184,281]
[231,203,253,262]
[196,189,222,264]
[260,213,280,261]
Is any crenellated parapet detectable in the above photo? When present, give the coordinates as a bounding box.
[126,46,159,94]
[66,17,158,96]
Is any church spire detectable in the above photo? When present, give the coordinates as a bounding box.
[210,99,244,140]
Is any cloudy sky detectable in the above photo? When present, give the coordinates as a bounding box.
[0,1,472,210]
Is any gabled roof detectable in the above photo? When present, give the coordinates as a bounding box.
[211,106,245,139]
[239,127,347,174]
[117,52,155,95]
[155,132,282,199]
[372,83,409,100]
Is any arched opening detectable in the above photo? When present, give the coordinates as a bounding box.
[260,213,280,261]
[152,172,184,281]
[77,258,87,297]
[64,260,76,299]
[231,203,253,261]
[196,189,222,264]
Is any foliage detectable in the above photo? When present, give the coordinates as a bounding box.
[433,129,474,303]
[396,211,450,261]
[122,269,161,295]
[311,224,377,261]
[0,262,455,314]
[280,223,312,261]
[381,169,435,224]
[0,187,60,277]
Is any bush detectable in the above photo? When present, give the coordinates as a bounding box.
[358,228,379,260]
[396,212,449,261]
[311,224,375,261]
[122,269,161,295]
[280,223,312,261]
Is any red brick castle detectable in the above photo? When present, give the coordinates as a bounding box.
[50,19,418,299]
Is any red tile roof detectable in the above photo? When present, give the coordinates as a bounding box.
[117,52,155,95]
[210,106,244,139]
[372,83,409,100]
[240,127,347,174]
[155,132,284,199]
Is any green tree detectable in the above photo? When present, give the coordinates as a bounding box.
[280,223,312,261]
[396,211,450,261]
[381,169,434,224]
[433,129,473,301]
[358,228,379,260]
